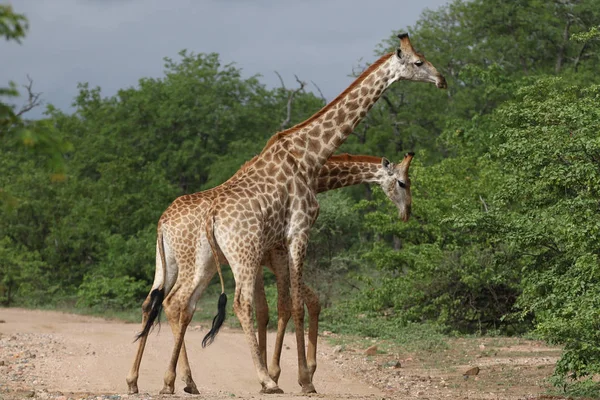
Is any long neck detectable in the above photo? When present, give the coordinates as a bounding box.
[263,53,397,181]
[316,154,384,193]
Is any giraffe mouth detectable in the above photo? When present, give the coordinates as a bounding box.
[399,204,412,222]
[436,75,448,89]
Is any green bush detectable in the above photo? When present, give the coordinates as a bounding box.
[77,274,147,310]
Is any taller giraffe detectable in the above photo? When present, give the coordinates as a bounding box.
[145,33,445,395]
[202,33,446,394]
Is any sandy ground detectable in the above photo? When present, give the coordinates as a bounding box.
[0,308,381,400]
[0,308,566,400]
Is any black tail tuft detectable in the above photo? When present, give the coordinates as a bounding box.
[202,292,227,348]
[134,288,164,342]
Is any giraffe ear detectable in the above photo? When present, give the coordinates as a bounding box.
[382,158,393,175]
[397,32,415,55]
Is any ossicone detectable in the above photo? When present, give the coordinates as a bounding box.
[400,152,415,167]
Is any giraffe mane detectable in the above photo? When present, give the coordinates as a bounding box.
[223,154,384,185]
[221,154,260,184]
[259,52,395,154]
[328,154,383,164]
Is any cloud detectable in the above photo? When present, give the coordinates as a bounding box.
[2,0,449,118]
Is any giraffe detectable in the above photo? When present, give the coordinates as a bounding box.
[126,152,415,395]
[255,153,415,383]
[129,33,446,395]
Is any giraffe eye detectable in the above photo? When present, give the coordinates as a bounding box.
[397,180,406,188]
[414,60,424,67]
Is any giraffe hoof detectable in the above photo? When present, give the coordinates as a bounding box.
[268,369,281,384]
[127,386,139,395]
[260,386,284,394]
[301,383,317,394]
[159,386,175,395]
[126,378,139,394]
[184,385,200,395]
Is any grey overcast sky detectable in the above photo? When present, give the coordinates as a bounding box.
[3,0,449,118]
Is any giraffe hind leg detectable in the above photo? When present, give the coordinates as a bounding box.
[230,262,283,394]
[160,287,194,395]
[255,265,269,368]
[179,341,200,394]
[126,288,164,394]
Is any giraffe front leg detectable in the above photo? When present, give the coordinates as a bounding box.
[266,247,292,384]
[288,235,316,394]
[232,273,283,394]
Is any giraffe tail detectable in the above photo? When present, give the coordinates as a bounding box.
[134,232,166,341]
[202,214,227,348]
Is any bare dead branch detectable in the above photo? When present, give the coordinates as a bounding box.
[479,195,489,213]
[310,80,326,104]
[573,41,588,72]
[274,71,286,91]
[381,94,398,114]
[350,57,366,78]
[276,72,306,130]
[16,74,43,117]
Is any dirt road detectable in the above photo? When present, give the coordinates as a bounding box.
[0,308,381,400]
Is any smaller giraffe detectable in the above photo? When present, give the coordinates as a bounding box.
[127,152,414,394]
[255,152,415,383]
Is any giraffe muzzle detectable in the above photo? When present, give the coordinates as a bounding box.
[436,75,448,89]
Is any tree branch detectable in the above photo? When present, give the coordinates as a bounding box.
[275,72,306,130]
[479,195,489,213]
[16,75,43,117]
[310,80,326,104]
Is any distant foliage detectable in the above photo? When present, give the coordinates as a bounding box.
[0,50,323,311]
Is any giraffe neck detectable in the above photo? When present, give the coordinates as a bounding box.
[262,53,397,181]
[316,154,384,193]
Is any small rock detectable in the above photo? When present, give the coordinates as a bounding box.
[0,319,6,323]
[479,343,485,350]
[333,345,343,354]
[393,361,401,368]
[364,345,378,356]
[0,360,5,366]
[24,389,35,397]
[463,366,480,380]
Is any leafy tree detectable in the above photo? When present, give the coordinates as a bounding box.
[0,4,28,127]
[490,77,600,391]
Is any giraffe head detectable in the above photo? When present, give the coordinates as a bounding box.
[381,152,414,222]
[392,33,447,89]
